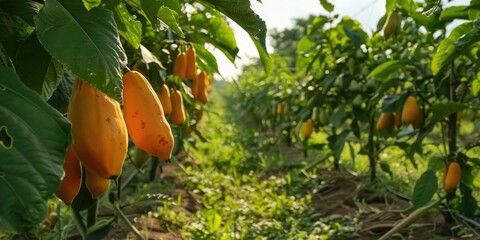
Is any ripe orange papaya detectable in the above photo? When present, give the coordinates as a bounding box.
[173,52,187,80]
[185,46,197,80]
[55,147,82,205]
[412,112,423,130]
[402,95,420,124]
[198,71,208,104]
[157,84,172,116]
[68,79,128,179]
[85,168,110,199]
[444,162,461,192]
[376,113,395,132]
[303,119,313,139]
[191,74,200,99]
[170,89,186,125]
[122,71,175,161]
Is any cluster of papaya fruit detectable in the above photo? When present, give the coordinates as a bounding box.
[376,95,422,132]
[55,70,175,204]
[55,44,212,205]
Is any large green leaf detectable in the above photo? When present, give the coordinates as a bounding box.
[431,22,472,75]
[16,31,64,100]
[193,42,218,74]
[320,0,334,12]
[368,60,407,80]
[429,102,469,125]
[0,0,41,26]
[190,10,238,62]
[35,0,127,102]
[411,169,437,209]
[439,5,470,21]
[0,67,71,233]
[113,2,142,49]
[251,35,273,75]
[199,0,259,36]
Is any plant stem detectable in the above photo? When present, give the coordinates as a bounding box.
[86,200,98,228]
[368,109,376,182]
[70,206,86,240]
[448,62,457,154]
[149,157,159,181]
[113,203,145,240]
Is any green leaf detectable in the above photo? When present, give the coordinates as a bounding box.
[343,26,362,48]
[47,70,75,112]
[0,0,41,26]
[190,10,238,62]
[35,0,127,102]
[200,0,259,36]
[330,106,346,129]
[431,22,472,75]
[15,32,64,100]
[386,0,397,12]
[368,60,407,80]
[0,67,71,233]
[0,9,34,41]
[113,2,142,49]
[429,102,469,124]
[439,5,470,21]
[333,130,350,160]
[379,162,393,178]
[82,0,101,11]
[473,72,480,96]
[251,35,273,75]
[126,0,184,38]
[320,0,334,12]
[460,183,477,218]
[380,94,403,113]
[193,42,219,74]
[411,169,437,209]
[157,6,183,38]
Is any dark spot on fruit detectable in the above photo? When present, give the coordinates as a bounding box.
[141,121,146,129]
[106,117,110,122]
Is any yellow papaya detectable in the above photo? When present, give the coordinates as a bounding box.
[173,52,187,80]
[68,79,128,179]
[55,147,82,205]
[303,119,313,139]
[85,168,110,199]
[402,95,420,124]
[185,46,197,80]
[191,74,200,99]
[157,84,172,116]
[122,71,175,161]
[444,162,461,193]
[170,89,186,125]
[376,113,395,132]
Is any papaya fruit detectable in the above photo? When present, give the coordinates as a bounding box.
[85,168,110,199]
[303,119,314,139]
[173,52,187,80]
[170,89,186,125]
[376,113,395,132]
[402,95,420,124]
[444,162,461,193]
[382,10,401,38]
[394,112,402,128]
[157,84,172,116]
[68,79,128,179]
[122,71,175,161]
[276,103,286,115]
[191,76,200,99]
[412,112,423,130]
[185,46,197,80]
[55,147,82,205]
[198,71,209,104]
[131,146,151,169]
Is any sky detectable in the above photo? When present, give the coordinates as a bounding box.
[214,0,386,80]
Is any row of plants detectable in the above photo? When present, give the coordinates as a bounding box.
[0,0,270,238]
[236,0,480,233]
